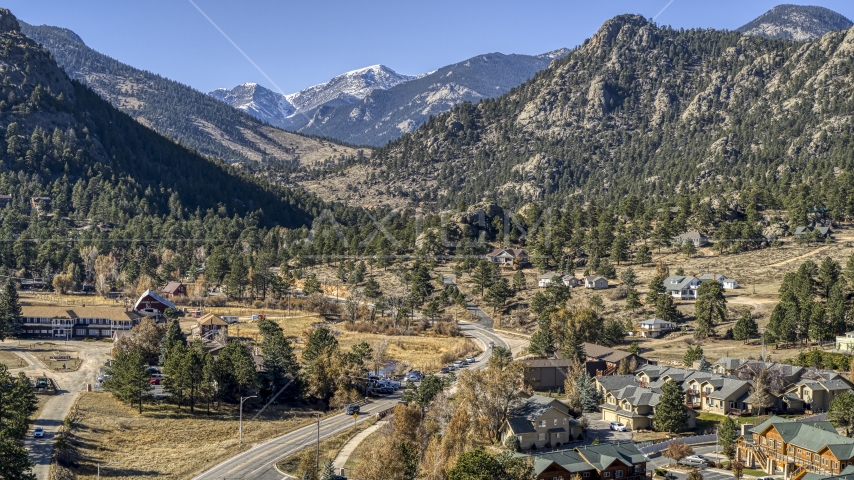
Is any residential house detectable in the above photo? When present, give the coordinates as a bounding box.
[501,394,581,450]
[688,377,752,415]
[581,343,647,374]
[733,361,805,387]
[584,276,609,290]
[191,313,229,340]
[486,248,529,267]
[837,332,854,352]
[523,442,648,480]
[698,273,739,290]
[794,226,832,240]
[673,231,709,248]
[523,358,605,390]
[21,305,142,339]
[563,275,582,288]
[161,281,187,299]
[711,357,747,376]
[638,318,677,338]
[784,378,854,412]
[663,275,700,300]
[539,272,562,288]
[594,375,639,396]
[738,416,854,478]
[601,384,697,431]
[133,289,176,321]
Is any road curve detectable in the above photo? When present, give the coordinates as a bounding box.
[192,326,502,480]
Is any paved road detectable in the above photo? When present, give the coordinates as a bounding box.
[192,326,504,480]
[5,340,113,480]
[648,446,735,480]
[443,273,497,329]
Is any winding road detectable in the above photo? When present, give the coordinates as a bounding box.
[191,325,508,480]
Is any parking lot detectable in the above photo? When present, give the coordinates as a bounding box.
[584,413,632,443]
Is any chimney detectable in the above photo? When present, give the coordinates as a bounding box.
[741,423,753,436]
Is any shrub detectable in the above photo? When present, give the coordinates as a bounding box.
[504,434,520,452]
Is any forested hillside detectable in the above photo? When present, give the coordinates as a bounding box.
[19,21,358,167]
[0,9,342,276]
[356,15,854,222]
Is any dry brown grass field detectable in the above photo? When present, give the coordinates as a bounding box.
[55,392,323,480]
[0,348,27,368]
[277,417,377,477]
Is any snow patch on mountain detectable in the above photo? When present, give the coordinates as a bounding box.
[737,4,853,41]
[210,64,417,130]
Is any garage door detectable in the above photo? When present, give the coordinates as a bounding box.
[603,410,618,422]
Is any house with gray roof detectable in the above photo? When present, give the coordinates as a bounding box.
[785,377,854,412]
[673,231,708,247]
[794,226,832,240]
[712,357,746,375]
[638,317,678,338]
[601,384,697,431]
[538,272,561,288]
[698,273,739,290]
[501,394,580,450]
[663,275,700,300]
[584,275,609,290]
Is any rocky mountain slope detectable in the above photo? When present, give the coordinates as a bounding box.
[737,4,853,41]
[0,9,317,228]
[210,65,417,131]
[19,22,358,167]
[297,51,567,146]
[318,15,854,218]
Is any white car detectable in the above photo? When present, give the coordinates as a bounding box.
[465,356,476,363]
[609,421,627,431]
[33,427,44,438]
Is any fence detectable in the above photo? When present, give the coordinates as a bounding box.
[638,434,718,455]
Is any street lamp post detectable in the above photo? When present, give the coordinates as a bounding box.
[97,462,120,479]
[239,395,257,444]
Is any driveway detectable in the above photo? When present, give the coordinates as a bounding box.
[584,412,632,443]
[6,340,114,480]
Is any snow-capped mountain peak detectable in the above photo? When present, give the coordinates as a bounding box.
[210,64,417,130]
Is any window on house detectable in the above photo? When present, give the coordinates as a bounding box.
[583,473,590,478]
[540,421,546,427]
[616,471,623,478]
[554,419,558,426]
[604,472,611,478]
[635,466,643,473]
[563,418,567,425]
[834,462,838,469]
[539,433,545,441]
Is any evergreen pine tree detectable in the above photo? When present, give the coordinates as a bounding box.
[0,278,22,340]
[654,379,687,433]
[732,311,759,343]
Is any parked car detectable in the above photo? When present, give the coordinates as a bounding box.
[149,377,161,385]
[609,422,627,431]
[465,356,475,363]
[447,365,456,371]
[345,404,360,415]
[440,367,449,374]
[33,427,44,438]
[453,361,464,368]
[684,455,715,466]
[678,458,708,469]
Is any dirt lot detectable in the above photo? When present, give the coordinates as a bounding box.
[19,343,82,372]
[55,392,323,480]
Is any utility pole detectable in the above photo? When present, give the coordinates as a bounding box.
[239,395,257,444]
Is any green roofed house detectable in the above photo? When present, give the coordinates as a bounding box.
[737,416,854,479]
[522,442,648,480]
[501,394,581,450]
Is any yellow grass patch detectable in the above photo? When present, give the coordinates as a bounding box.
[58,392,322,479]
[0,348,27,368]
[335,330,480,373]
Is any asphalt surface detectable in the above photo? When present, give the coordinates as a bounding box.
[648,446,737,480]
[191,325,506,480]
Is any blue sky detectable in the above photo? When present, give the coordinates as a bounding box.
[7,1,854,94]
